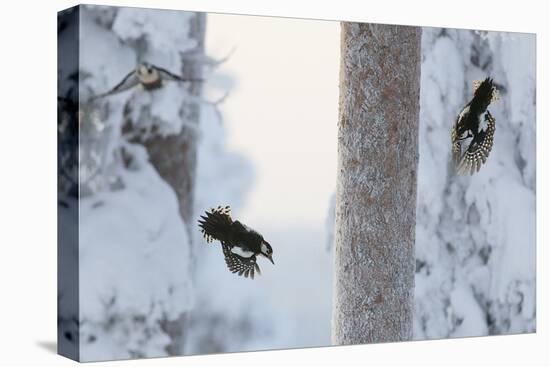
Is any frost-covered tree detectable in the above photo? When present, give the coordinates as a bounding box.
[118,11,206,240]
[113,8,206,356]
[74,6,205,360]
[65,5,260,360]
[332,23,422,344]
[413,28,536,339]
[327,27,536,341]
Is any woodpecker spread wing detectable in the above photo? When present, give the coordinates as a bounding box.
[198,206,233,243]
[155,66,185,81]
[221,243,261,279]
[155,66,204,83]
[457,111,496,175]
[91,70,139,100]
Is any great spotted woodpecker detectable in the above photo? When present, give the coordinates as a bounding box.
[198,206,274,279]
[92,62,203,100]
[451,77,498,175]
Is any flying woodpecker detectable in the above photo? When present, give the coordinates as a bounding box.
[198,206,274,279]
[451,77,498,175]
[91,62,203,100]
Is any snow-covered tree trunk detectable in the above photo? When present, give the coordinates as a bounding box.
[332,23,421,344]
[117,11,206,356]
[122,13,205,240]
[75,6,203,360]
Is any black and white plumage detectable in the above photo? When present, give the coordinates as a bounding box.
[91,62,202,100]
[198,206,274,279]
[451,77,498,175]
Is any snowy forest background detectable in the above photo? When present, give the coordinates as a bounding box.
[58,5,535,362]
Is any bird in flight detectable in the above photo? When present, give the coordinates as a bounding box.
[91,62,202,100]
[451,77,498,175]
[198,206,274,279]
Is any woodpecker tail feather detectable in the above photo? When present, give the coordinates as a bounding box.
[472,78,498,113]
[198,206,233,244]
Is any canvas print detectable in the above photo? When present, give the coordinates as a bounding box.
[57,4,536,362]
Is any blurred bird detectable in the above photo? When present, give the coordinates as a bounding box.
[198,206,274,279]
[91,62,202,100]
[451,77,498,175]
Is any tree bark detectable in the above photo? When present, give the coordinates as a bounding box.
[332,22,421,344]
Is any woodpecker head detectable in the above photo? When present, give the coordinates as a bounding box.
[136,62,159,84]
[260,240,274,264]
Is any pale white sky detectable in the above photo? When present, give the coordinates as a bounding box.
[205,13,340,229]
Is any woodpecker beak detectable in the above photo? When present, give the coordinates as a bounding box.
[261,240,274,265]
